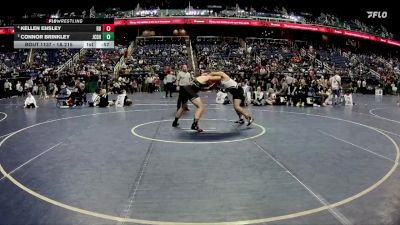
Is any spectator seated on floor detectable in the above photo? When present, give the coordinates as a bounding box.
[252,86,265,106]
[310,80,326,106]
[39,84,49,99]
[343,92,354,106]
[89,88,101,107]
[56,87,72,108]
[323,88,333,106]
[24,92,38,108]
[123,90,133,106]
[58,87,71,98]
[98,89,114,107]
[51,85,58,98]
[293,79,309,107]
[277,78,288,97]
[115,90,132,107]
[67,87,84,107]
[265,88,276,105]
[216,89,230,104]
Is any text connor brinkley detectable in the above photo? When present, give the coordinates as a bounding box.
[19,26,62,31]
[20,35,71,39]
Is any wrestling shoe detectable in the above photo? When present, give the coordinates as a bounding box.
[247,117,254,126]
[191,123,203,132]
[234,119,245,124]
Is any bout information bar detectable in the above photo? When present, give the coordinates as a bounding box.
[14,19,115,49]
[14,41,114,49]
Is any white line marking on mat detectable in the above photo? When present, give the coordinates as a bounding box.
[319,130,394,162]
[253,142,353,225]
[0,112,7,122]
[0,142,63,182]
[369,108,400,125]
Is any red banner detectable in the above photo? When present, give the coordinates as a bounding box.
[115,18,185,26]
[0,27,14,35]
[2,17,400,47]
[191,18,259,26]
[114,19,125,26]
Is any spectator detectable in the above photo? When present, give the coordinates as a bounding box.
[58,87,71,98]
[265,88,276,105]
[116,90,132,107]
[252,86,265,106]
[323,88,333,106]
[241,80,251,106]
[292,79,308,107]
[154,76,160,92]
[313,80,328,106]
[357,79,361,93]
[216,89,229,104]
[287,79,297,106]
[67,87,83,106]
[98,89,114,107]
[52,85,58,98]
[164,70,176,98]
[24,92,38,108]
[132,79,138,93]
[3,79,11,98]
[26,78,34,93]
[397,79,400,95]
[137,76,143,92]
[112,79,121,94]
[329,73,341,105]
[147,74,155,93]
[32,84,38,95]
[39,83,48,99]
[90,88,101,107]
[16,81,23,97]
[145,75,154,93]
[361,79,367,94]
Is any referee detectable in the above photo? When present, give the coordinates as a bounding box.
[176,64,193,110]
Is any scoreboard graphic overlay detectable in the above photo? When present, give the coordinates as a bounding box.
[14,19,114,49]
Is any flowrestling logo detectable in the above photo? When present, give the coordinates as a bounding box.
[367,11,388,18]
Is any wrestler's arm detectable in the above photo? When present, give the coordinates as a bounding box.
[196,74,219,83]
[208,71,227,77]
[207,75,222,82]
[195,75,220,89]
[208,71,230,81]
[205,81,220,89]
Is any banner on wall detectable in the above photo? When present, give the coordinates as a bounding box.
[2,17,400,47]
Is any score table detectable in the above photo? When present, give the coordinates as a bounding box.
[14,18,114,49]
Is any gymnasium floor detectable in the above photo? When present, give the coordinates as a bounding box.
[0,92,399,225]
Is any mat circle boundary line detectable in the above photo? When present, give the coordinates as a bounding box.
[0,109,398,225]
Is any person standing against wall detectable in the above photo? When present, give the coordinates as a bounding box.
[362,79,367,94]
[165,70,176,98]
[3,79,11,98]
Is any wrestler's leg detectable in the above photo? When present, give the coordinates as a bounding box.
[189,97,205,132]
[172,91,188,127]
[233,99,254,126]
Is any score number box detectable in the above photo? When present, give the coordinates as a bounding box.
[102,24,114,32]
[95,41,114,49]
[102,32,114,41]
